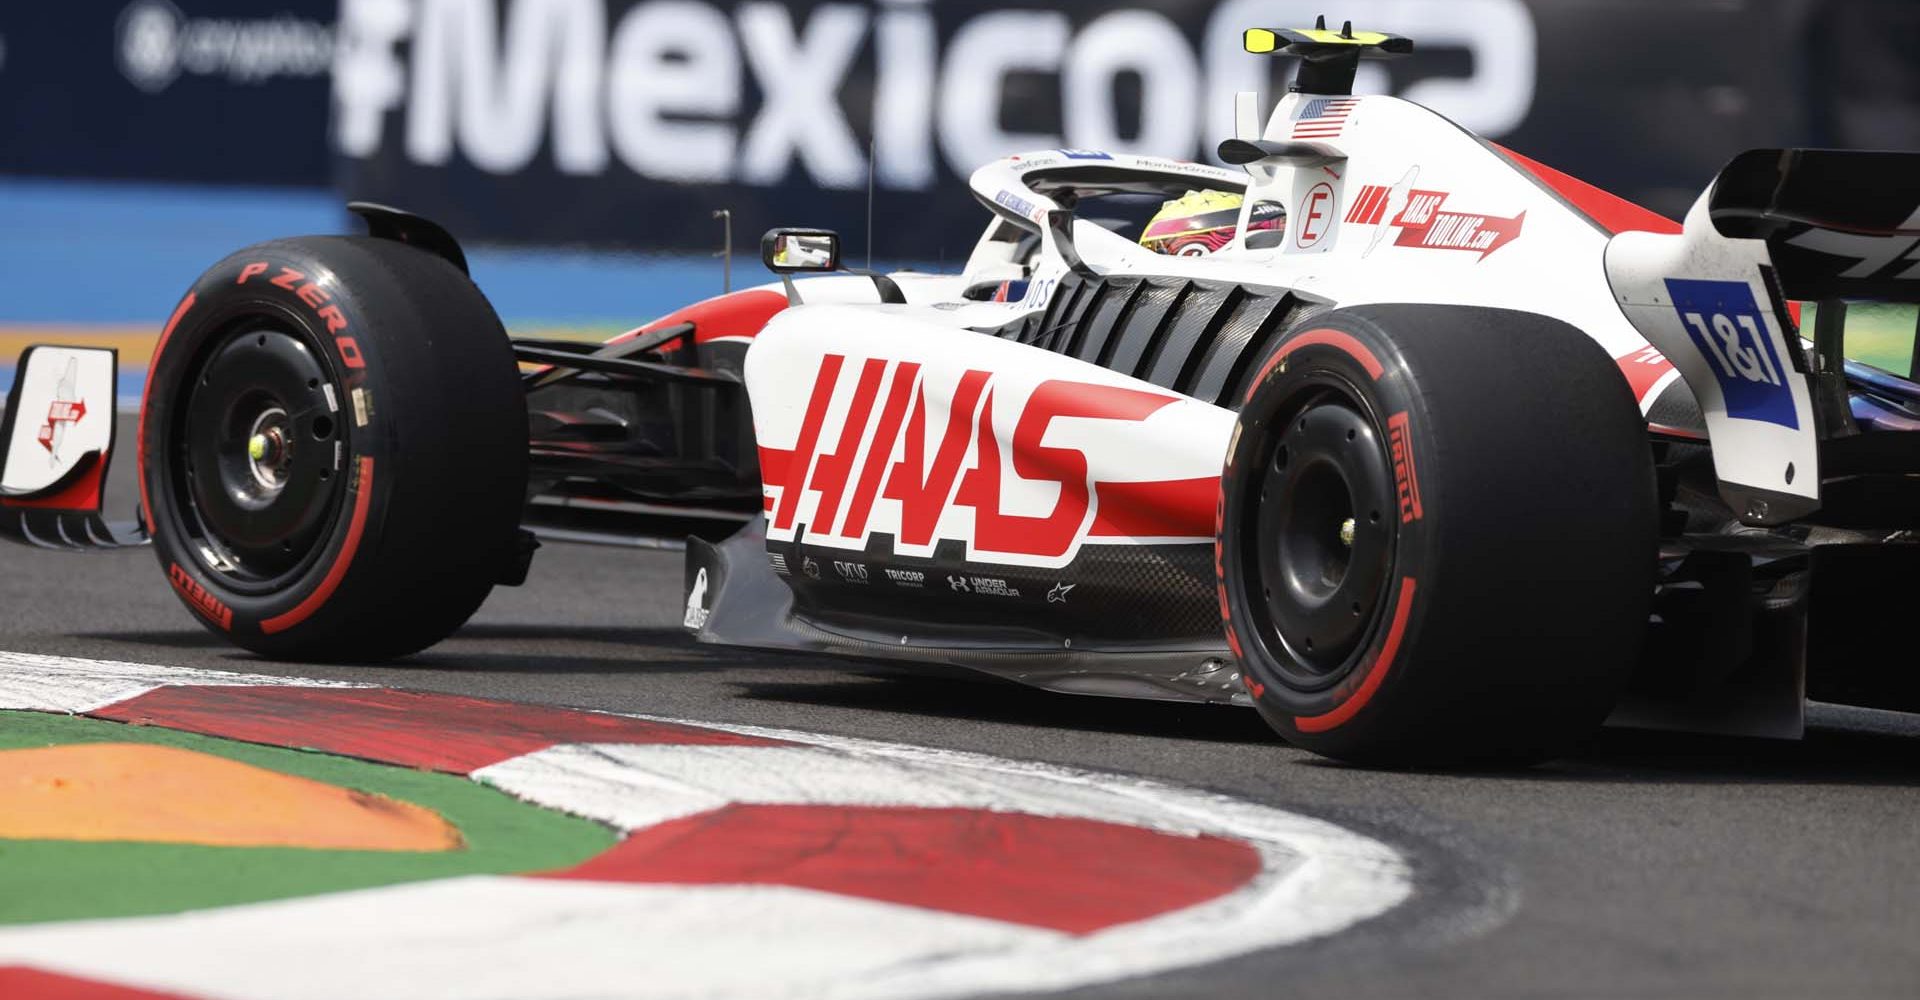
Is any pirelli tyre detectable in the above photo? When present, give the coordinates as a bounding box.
[1218,305,1658,766]
[141,236,528,660]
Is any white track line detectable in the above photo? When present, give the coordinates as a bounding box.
[0,649,361,714]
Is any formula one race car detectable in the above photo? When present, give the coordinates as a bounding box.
[5,24,1919,765]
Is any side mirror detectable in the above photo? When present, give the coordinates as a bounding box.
[761,228,841,274]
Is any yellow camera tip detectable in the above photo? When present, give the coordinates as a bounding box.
[1243,28,1277,54]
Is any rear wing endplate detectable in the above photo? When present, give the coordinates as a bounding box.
[1607,147,1920,526]
[1607,184,1820,525]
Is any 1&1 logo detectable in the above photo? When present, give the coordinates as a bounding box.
[1664,278,1798,429]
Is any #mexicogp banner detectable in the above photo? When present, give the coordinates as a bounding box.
[332,0,1554,257]
[2,1,1910,256]
[327,0,1918,258]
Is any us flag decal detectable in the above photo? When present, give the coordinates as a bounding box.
[1293,97,1360,139]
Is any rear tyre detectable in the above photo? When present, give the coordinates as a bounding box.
[142,236,527,660]
[1218,305,1657,766]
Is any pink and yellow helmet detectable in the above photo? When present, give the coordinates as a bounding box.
[1139,190,1285,256]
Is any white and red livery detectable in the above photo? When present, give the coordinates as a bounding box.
[5,24,1918,765]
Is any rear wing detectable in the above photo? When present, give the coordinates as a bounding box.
[1605,148,1920,526]
[1707,149,1920,302]
[1605,146,1920,525]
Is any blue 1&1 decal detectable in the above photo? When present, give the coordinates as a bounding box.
[1663,278,1799,429]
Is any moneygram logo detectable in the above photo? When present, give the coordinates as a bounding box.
[334,0,1536,187]
[116,0,334,94]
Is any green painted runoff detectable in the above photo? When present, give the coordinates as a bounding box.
[0,710,616,924]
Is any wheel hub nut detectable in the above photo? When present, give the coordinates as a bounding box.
[1339,517,1356,547]
[244,409,292,492]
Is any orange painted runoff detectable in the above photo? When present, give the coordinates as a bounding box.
[0,328,161,361]
[0,743,463,851]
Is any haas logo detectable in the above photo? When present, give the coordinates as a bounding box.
[36,357,87,463]
[764,355,1185,565]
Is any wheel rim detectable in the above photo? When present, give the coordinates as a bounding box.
[172,325,346,593]
[1245,384,1397,690]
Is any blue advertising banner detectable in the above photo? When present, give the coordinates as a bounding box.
[0,1,335,186]
[320,0,1920,258]
[1,1,1915,257]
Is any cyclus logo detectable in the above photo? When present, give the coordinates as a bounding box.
[116,0,334,94]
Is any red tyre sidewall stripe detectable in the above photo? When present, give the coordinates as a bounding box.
[136,293,197,528]
[1244,328,1386,406]
[260,456,375,635]
[1225,322,1401,720]
[1292,576,1418,733]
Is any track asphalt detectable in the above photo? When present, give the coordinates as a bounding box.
[1,418,1918,998]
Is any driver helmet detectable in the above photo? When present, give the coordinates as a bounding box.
[1139,189,1285,256]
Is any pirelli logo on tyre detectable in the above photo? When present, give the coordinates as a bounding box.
[1386,411,1423,523]
[167,562,233,630]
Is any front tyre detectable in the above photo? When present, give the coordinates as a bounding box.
[1219,305,1657,766]
[142,236,527,660]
